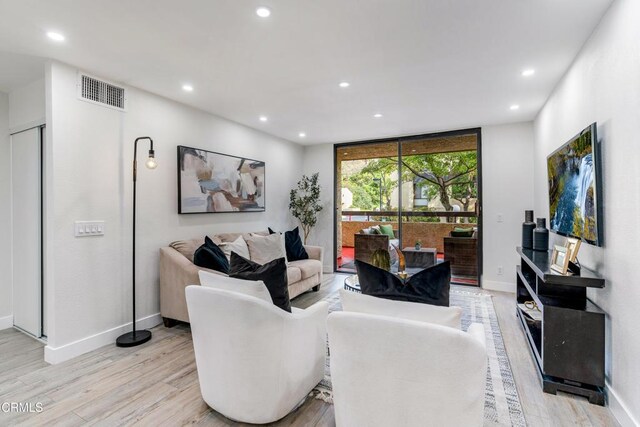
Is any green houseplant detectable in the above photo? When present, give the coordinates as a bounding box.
[289,173,323,244]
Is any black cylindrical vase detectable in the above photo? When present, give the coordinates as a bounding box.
[533,218,549,252]
[522,210,535,249]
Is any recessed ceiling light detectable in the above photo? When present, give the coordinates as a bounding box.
[298,132,306,138]
[411,149,416,152]
[522,69,535,77]
[343,152,348,156]
[339,82,350,88]
[182,84,194,92]
[259,116,268,122]
[510,104,520,110]
[46,31,65,42]
[256,7,271,17]
[373,113,383,118]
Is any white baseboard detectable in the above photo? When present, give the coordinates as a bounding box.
[0,315,13,331]
[482,279,515,293]
[607,382,639,427]
[44,313,162,365]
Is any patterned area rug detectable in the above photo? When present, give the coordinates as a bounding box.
[311,286,527,426]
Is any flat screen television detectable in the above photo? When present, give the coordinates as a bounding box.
[547,123,602,246]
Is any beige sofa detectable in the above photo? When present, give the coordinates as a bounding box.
[160,231,324,326]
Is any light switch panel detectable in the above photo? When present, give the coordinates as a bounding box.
[75,221,105,237]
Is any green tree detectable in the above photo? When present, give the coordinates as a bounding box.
[343,158,397,211]
[401,151,477,212]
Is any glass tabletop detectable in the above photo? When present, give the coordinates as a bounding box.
[343,274,361,293]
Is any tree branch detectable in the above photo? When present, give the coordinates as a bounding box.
[443,165,477,184]
[401,160,441,187]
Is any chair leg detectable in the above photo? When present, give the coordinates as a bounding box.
[163,317,178,328]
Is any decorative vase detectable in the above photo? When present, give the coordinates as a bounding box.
[522,210,536,249]
[533,218,549,252]
[370,249,391,271]
[415,243,422,250]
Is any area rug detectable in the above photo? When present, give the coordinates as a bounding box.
[311,286,527,427]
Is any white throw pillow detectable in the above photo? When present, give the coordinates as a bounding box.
[198,270,273,303]
[218,236,250,261]
[245,233,286,265]
[339,288,462,330]
[267,230,289,262]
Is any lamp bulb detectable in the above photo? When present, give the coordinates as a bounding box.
[145,157,158,169]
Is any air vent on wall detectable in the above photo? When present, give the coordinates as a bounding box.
[78,74,127,111]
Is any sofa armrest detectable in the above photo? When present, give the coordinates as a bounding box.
[160,247,218,323]
[286,300,329,388]
[291,300,329,321]
[304,245,324,265]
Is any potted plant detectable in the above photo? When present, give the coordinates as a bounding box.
[289,173,323,244]
[415,240,422,250]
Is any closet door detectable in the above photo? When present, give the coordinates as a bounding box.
[11,127,42,337]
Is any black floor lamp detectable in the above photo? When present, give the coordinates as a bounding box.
[116,136,157,347]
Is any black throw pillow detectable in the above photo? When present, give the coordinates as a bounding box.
[228,252,291,312]
[355,260,451,307]
[268,227,309,261]
[193,236,229,274]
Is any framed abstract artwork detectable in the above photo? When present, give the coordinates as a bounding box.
[177,145,265,213]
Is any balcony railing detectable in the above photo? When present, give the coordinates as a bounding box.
[342,210,477,221]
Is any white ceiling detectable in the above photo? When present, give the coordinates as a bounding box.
[0,51,45,93]
[0,0,612,144]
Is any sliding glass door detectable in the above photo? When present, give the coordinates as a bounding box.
[335,142,400,271]
[334,129,481,286]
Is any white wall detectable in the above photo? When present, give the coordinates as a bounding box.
[481,123,534,292]
[9,78,45,131]
[302,144,334,272]
[0,91,11,329]
[533,0,639,424]
[45,61,303,361]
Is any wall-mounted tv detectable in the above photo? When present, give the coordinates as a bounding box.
[547,123,602,246]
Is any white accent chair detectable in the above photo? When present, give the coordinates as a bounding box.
[185,282,328,424]
[328,291,487,427]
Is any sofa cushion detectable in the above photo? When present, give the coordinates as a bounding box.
[170,237,214,262]
[379,224,395,238]
[355,260,451,307]
[268,227,309,262]
[193,236,229,274]
[288,259,322,280]
[218,236,250,261]
[451,227,475,238]
[287,266,302,284]
[245,233,286,265]
[213,230,268,242]
[229,253,291,312]
[199,270,273,303]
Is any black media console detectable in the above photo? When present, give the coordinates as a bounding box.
[515,247,605,405]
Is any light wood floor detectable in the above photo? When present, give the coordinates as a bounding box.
[0,274,618,426]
